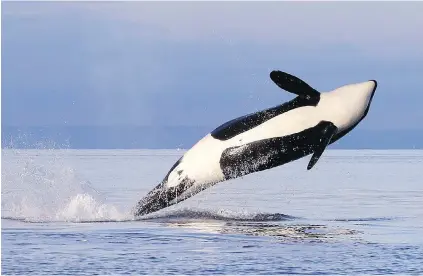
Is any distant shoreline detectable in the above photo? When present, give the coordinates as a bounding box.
[2,126,423,150]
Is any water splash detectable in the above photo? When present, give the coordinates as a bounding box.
[1,148,131,223]
[55,193,130,222]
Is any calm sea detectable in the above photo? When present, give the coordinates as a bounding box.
[2,149,423,274]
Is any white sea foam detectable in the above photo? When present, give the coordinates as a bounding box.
[1,149,131,223]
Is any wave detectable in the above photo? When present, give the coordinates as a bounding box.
[331,217,400,222]
[2,204,296,224]
[137,208,297,222]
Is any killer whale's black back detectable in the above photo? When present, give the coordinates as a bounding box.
[210,95,321,141]
[219,120,336,179]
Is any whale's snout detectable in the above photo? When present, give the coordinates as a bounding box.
[368,80,377,94]
[365,79,378,108]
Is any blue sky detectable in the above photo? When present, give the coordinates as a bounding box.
[2,1,423,148]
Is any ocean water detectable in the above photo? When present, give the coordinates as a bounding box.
[1,149,423,275]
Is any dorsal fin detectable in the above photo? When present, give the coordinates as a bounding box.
[307,121,338,170]
[270,70,320,99]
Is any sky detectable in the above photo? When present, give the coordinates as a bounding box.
[2,1,423,148]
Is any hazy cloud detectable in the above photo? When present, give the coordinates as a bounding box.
[2,1,423,132]
[73,1,423,58]
[4,1,423,57]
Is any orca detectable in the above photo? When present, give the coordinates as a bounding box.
[134,70,378,217]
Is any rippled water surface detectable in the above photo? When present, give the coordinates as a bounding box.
[2,149,423,274]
